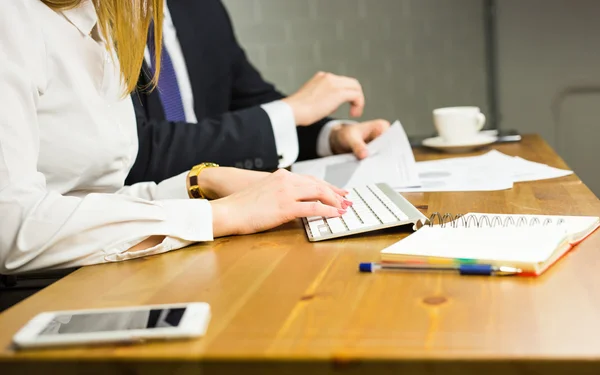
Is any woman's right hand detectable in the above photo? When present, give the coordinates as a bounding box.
[209,169,352,237]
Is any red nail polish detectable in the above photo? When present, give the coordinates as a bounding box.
[343,198,353,206]
[338,209,347,215]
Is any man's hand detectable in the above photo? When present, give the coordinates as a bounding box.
[282,72,365,126]
[329,119,391,159]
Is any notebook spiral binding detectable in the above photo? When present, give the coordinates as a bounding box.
[425,213,566,228]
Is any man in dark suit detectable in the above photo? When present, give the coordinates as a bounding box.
[126,0,390,185]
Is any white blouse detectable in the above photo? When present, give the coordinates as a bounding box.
[0,0,213,274]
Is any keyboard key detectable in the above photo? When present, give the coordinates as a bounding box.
[369,185,408,220]
[357,186,400,223]
[308,219,324,237]
[355,208,380,226]
[378,212,399,224]
[354,185,377,202]
[350,203,377,225]
[342,208,363,230]
[346,190,360,203]
[326,217,347,234]
[318,224,331,235]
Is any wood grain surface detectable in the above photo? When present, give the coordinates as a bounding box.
[2,135,600,374]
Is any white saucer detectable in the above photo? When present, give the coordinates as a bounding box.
[422,134,498,153]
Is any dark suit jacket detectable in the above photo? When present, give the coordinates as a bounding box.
[126,0,330,185]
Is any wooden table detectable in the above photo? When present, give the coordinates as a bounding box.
[2,135,600,374]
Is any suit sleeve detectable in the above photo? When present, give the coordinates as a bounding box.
[228,46,331,162]
[226,42,331,162]
[126,95,280,185]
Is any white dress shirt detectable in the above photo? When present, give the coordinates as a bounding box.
[0,1,212,274]
[148,1,342,168]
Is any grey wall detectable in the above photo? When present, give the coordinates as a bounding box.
[221,0,489,136]
[496,0,600,195]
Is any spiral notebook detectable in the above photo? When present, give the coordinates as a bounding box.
[380,213,600,276]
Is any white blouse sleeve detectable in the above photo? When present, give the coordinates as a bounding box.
[117,172,190,200]
[0,4,213,274]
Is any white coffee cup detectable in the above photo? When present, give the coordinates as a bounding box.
[433,106,486,144]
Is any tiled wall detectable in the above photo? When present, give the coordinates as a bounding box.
[222,0,489,135]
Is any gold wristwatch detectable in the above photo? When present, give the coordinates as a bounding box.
[187,162,219,199]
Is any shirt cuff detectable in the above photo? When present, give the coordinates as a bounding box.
[260,101,299,168]
[103,199,214,262]
[155,171,190,200]
[316,120,359,157]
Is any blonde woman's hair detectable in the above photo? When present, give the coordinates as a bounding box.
[41,0,163,95]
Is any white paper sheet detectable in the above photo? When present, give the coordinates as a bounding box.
[398,154,514,192]
[291,121,421,189]
[398,150,573,192]
[509,156,573,182]
[454,150,573,183]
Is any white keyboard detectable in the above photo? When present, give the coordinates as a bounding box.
[302,183,427,241]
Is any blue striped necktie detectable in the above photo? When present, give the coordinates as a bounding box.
[147,26,186,122]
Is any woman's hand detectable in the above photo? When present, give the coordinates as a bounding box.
[209,169,351,237]
[197,167,270,199]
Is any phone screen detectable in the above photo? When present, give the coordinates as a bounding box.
[38,308,186,336]
[409,129,521,147]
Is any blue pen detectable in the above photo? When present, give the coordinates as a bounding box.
[359,262,521,276]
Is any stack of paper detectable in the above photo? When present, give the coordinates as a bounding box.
[292,121,421,189]
[490,151,574,182]
[291,120,572,192]
[399,150,573,192]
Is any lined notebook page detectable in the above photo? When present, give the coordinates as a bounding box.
[381,226,568,263]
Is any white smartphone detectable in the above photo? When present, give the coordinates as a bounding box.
[12,302,211,349]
